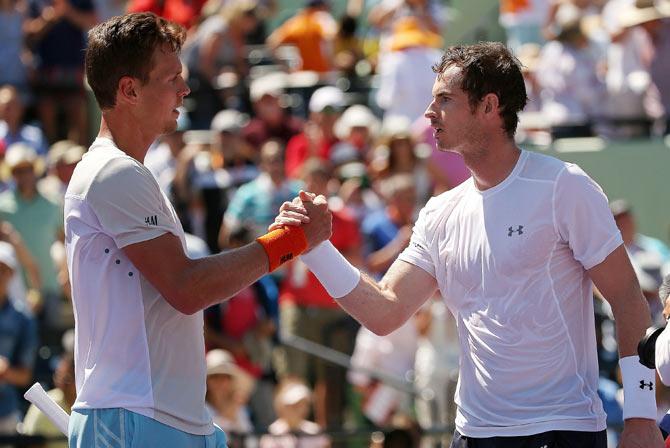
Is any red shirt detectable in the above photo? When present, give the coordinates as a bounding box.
[284,132,338,179]
[280,207,361,308]
[127,0,205,28]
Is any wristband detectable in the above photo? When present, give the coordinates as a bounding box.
[256,227,308,272]
[301,241,360,298]
[619,355,657,420]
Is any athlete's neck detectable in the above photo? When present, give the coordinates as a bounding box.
[468,140,521,191]
[97,114,156,162]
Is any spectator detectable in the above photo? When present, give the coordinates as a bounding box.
[205,224,278,429]
[127,0,204,28]
[144,107,190,195]
[285,86,345,179]
[333,15,365,75]
[219,140,302,247]
[205,349,256,442]
[181,0,259,128]
[22,352,76,448]
[266,0,337,73]
[536,2,605,138]
[24,0,97,144]
[0,144,64,343]
[375,16,443,123]
[38,139,85,204]
[330,104,380,168]
[499,0,550,52]
[242,73,304,151]
[0,1,29,98]
[361,174,416,277]
[260,378,330,448]
[0,241,38,436]
[277,159,362,429]
[0,220,42,312]
[0,85,48,156]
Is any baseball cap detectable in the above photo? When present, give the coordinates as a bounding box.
[334,105,380,140]
[47,140,85,167]
[210,110,249,134]
[205,349,255,396]
[610,199,632,217]
[277,383,311,406]
[250,73,287,102]
[5,143,38,170]
[308,86,345,114]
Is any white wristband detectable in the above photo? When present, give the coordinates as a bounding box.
[619,355,657,420]
[301,241,361,298]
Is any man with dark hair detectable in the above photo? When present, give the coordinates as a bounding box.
[273,42,663,447]
[65,12,332,446]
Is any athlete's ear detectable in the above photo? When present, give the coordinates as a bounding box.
[482,93,499,115]
[117,76,140,106]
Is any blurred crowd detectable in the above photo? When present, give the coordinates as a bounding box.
[1,0,670,446]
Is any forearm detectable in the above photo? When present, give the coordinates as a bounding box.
[337,272,411,336]
[174,242,269,314]
[0,367,32,387]
[610,283,652,357]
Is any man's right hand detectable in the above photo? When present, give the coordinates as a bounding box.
[270,191,332,250]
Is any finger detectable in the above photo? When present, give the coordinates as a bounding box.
[280,211,310,223]
[299,190,316,203]
[312,194,328,206]
[280,201,308,215]
[273,217,304,227]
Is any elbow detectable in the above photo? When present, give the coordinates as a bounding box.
[164,288,201,316]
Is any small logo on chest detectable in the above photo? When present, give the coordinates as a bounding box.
[640,380,654,390]
[145,215,158,226]
[507,225,524,237]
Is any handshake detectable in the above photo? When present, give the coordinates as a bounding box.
[269,191,334,251]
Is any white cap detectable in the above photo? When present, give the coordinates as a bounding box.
[309,86,345,113]
[250,73,287,102]
[277,383,311,406]
[205,349,256,396]
[334,104,380,139]
[5,143,38,170]
[0,241,17,271]
[210,110,249,133]
[381,115,412,139]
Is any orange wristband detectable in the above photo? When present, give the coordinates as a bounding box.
[256,226,308,272]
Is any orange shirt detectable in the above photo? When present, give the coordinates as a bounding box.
[270,9,336,72]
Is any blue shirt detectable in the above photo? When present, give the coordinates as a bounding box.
[0,298,38,417]
[361,209,399,278]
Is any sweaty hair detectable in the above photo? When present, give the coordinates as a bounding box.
[85,13,186,109]
[432,42,528,139]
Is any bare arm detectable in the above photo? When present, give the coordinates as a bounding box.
[588,244,651,357]
[337,259,437,335]
[124,234,269,315]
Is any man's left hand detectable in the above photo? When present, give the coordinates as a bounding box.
[618,418,663,447]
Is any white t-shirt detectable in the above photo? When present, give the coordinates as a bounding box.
[398,150,622,437]
[64,137,213,435]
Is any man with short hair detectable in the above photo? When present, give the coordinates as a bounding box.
[274,42,663,447]
[66,13,332,446]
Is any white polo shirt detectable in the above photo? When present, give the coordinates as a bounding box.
[399,150,622,437]
[64,137,212,435]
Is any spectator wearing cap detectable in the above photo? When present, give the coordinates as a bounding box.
[330,104,380,168]
[241,73,304,150]
[0,241,38,436]
[0,143,64,341]
[38,139,85,204]
[276,158,362,429]
[375,16,444,124]
[0,85,48,156]
[285,86,344,179]
[205,349,256,441]
[266,0,337,73]
[536,2,605,139]
[260,378,330,448]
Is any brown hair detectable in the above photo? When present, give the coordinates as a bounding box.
[85,13,186,109]
[432,42,528,138]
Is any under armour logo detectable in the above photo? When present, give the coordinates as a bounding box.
[640,380,654,390]
[507,225,524,237]
[145,215,158,226]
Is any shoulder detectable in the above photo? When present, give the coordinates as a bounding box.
[517,150,578,183]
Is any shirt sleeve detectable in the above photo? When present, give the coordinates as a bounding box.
[397,200,436,278]
[554,163,623,270]
[87,157,179,248]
